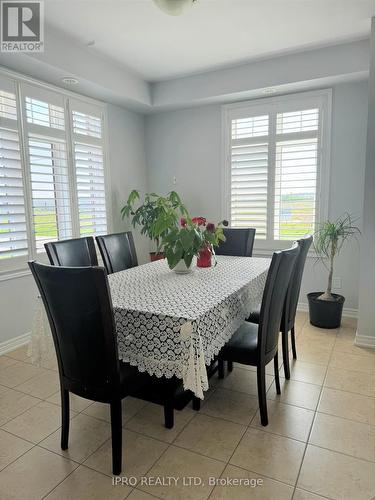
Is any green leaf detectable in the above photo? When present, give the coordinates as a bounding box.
[204,232,215,245]
[127,189,140,205]
[181,229,195,252]
[184,252,194,268]
[166,244,183,269]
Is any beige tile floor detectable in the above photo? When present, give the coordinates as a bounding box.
[0,313,375,499]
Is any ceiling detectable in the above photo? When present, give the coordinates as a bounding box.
[44,0,375,82]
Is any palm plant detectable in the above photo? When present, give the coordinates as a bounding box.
[314,213,360,301]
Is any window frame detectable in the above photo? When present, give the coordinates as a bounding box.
[0,68,112,276]
[221,89,332,255]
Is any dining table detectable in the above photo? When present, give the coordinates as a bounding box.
[29,255,270,399]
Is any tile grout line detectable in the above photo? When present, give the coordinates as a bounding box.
[80,397,201,486]
[291,321,340,500]
[3,318,369,500]
[208,364,284,499]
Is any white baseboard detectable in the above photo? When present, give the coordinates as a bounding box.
[298,302,358,318]
[354,333,375,349]
[0,332,31,356]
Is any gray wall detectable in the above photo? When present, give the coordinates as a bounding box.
[146,81,368,311]
[0,104,148,345]
[106,104,149,264]
[357,18,375,344]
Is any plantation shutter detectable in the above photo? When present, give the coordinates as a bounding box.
[274,109,319,240]
[23,85,72,252]
[0,77,28,260]
[0,74,110,271]
[230,115,269,239]
[71,101,107,237]
[227,99,324,246]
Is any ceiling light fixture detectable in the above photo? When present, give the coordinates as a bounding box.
[262,88,277,94]
[153,0,197,16]
[61,77,79,85]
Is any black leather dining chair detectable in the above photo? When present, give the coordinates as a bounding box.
[45,237,98,267]
[248,235,313,379]
[215,228,256,257]
[218,244,299,426]
[96,232,138,274]
[28,261,167,475]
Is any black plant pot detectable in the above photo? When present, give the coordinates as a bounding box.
[307,292,345,329]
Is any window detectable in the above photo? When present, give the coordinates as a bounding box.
[71,103,107,238]
[0,86,27,260]
[0,73,110,272]
[223,91,331,250]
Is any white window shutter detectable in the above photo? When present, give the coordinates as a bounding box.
[0,75,110,269]
[74,142,107,237]
[0,126,28,259]
[274,138,318,240]
[226,99,325,246]
[0,86,28,260]
[72,110,102,138]
[70,101,107,238]
[28,135,72,252]
[230,115,269,238]
[274,109,319,240]
[23,89,73,253]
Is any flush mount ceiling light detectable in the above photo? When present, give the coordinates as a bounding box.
[262,87,277,94]
[61,77,79,85]
[153,0,197,16]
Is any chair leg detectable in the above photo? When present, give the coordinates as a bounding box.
[60,388,69,450]
[218,358,225,379]
[257,365,268,426]
[110,400,122,476]
[282,330,291,380]
[291,326,297,359]
[274,352,281,395]
[164,400,174,429]
[227,360,233,372]
[192,396,201,411]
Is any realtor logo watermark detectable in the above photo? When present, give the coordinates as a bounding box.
[1,0,44,52]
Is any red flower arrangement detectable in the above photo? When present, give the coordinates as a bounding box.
[190,217,227,268]
[192,217,206,226]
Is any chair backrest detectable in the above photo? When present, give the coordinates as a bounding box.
[28,262,120,398]
[96,232,138,274]
[45,237,98,267]
[216,228,256,257]
[283,235,313,330]
[258,244,299,357]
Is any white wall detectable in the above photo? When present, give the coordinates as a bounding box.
[0,104,148,346]
[146,81,368,311]
[357,18,375,345]
[152,40,369,109]
[106,104,149,264]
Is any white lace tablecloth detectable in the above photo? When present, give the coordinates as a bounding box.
[30,256,270,399]
[109,256,269,398]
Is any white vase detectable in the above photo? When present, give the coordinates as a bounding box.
[172,259,192,274]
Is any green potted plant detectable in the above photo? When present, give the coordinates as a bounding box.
[308,213,360,328]
[121,190,188,261]
[162,217,203,273]
[162,216,226,273]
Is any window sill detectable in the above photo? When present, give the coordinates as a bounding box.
[0,267,31,282]
[253,247,317,259]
